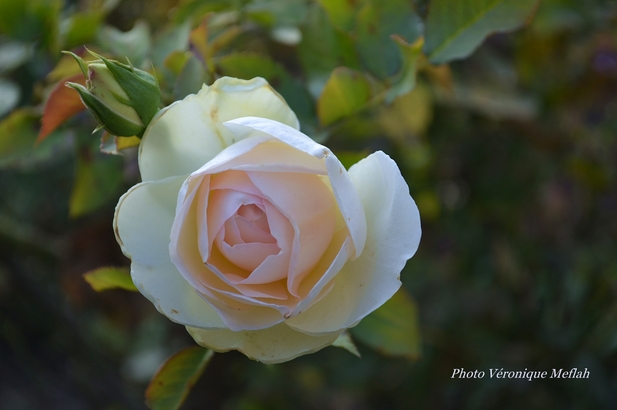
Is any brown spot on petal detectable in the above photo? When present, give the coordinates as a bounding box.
[113,225,123,245]
[210,106,219,122]
[171,309,179,314]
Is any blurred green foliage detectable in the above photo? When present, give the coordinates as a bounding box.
[1,0,617,409]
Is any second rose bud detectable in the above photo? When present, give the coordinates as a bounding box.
[65,50,161,137]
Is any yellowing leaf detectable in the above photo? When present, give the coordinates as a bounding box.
[350,288,421,360]
[100,132,141,155]
[380,83,433,141]
[424,0,540,64]
[317,67,372,126]
[189,18,209,62]
[83,266,137,292]
[146,346,214,410]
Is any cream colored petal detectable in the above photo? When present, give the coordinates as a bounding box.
[286,151,421,335]
[197,291,287,331]
[113,176,226,329]
[193,136,327,176]
[187,323,341,364]
[207,77,299,128]
[139,77,299,182]
[138,98,235,182]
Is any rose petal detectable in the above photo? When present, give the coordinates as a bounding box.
[235,201,293,285]
[286,151,421,335]
[223,117,367,258]
[186,323,341,364]
[113,176,226,329]
[138,98,234,182]
[233,215,275,244]
[218,241,279,271]
[210,170,263,196]
[247,171,336,296]
[206,188,265,256]
[193,136,328,176]
[139,77,300,182]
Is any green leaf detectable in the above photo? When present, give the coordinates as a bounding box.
[424,0,539,64]
[83,266,138,292]
[97,20,151,67]
[385,36,424,103]
[0,0,62,51]
[216,52,286,81]
[152,21,191,68]
[61,10,104,49]
[355,0,423,78]
[244,0,308,27]
[350,288,422,360]
[0,109,72,170]
[316,0,357,31]
[332,331,361,358]
[173,53,208,101]
[317,67,373,126]
[69,142,123,217]
[146,346,214,410]
[298,3,360,98]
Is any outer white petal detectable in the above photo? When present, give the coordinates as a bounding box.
[224,117,367,257]
[114,176,226,329]
[139,77,299,182]
[186,323,341,364]
[285,151,421,335]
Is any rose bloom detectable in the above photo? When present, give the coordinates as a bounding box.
[114,77,421,363]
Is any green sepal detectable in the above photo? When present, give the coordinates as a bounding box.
[62,50,89,78]
[89,51,161,126]
[67,82,144,137]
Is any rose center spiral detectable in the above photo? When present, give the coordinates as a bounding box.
[215,199,280,273]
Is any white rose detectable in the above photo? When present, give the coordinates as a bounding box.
[114,77,421,364]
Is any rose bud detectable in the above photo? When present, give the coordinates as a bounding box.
[64,50,160,137]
